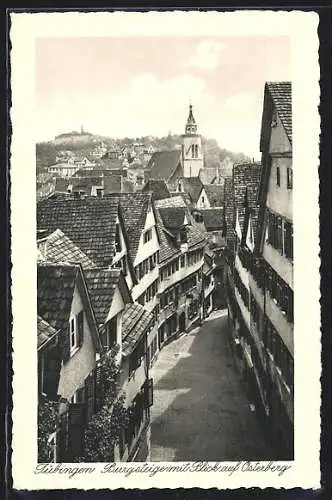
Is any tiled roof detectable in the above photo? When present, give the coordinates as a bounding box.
[155,195,187,209]
[37,197,120,267]
[147,150,182,181]
[54,178,70,193]
[55,177,103,193]
[158,207,187,229]
[223,177,235,251]
[142,179,170,200]
[233,162,262,242]
[154,209,180,264]
[37,263,78,330]
[266,81,292,143]
[73,168,126,178]
[37,315,58,350]
[122,303,154,356]
[199,168,217,185]
[84,268,121,326]
[103,174,122,194]
[178,177,203,204]
[109,193,152,262]
[200,208,224,231]
[204,183,225,207]
[37,229,96,269]
[187,224,206,249]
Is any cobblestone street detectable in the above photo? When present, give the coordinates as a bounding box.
[150,310,274,461]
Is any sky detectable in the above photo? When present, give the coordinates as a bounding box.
[36,36,291,158]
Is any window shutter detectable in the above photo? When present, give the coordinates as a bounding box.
[43,346,62,400]
[61,327,70,364]
[77,310,84,347]
[145,378,154,408]
[68,403,87,460]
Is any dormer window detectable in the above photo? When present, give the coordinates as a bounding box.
[143,229,152,244]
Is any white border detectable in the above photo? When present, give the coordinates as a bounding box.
[10,10,320,490]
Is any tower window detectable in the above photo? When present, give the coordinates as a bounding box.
[195,145,198,158]
[191,145,195,158]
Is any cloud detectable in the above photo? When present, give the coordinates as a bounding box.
[186,40,225,70]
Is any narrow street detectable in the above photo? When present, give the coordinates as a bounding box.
[150,310,274,461]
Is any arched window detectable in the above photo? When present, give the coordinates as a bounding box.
[195,145,198,158]
[191,145,195,158]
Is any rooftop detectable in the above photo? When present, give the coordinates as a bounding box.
[37,197,121,267]
[147,150,182,181]
[122,303,154,356]
[83,268,122,326]
[142,179,171,201]
[203,182,225,207]
[178,177,203,204]
[37,263,78,331]
[37,228,96,269]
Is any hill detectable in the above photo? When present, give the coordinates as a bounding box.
[36,132,251,171]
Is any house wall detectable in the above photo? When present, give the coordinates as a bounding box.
[132,207,160,303]
[58,285,96,400]
[159,255,203,294]
[196,188,210,209]
[121,359,147,408]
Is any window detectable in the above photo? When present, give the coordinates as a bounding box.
[191,144,195,158]
[96,188,103,198]
[180,255,186,268]
[284,221,294,260]
[70,310,84,354]
[276,166,281,186]
[287,168,293,189]
[143,229,152,243]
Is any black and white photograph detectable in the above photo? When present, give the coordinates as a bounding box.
[10,10,320,490]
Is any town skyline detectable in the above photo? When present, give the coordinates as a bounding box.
[36,36,291,158]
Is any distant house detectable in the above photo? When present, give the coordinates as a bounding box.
[146,150,183,190]
[48,163,80,178]
[54,176,104,197]
[37,262,101,461]
[197,183,225,209]
[155,200,206,346]
[141,179,170,201]
[176,177,204,207]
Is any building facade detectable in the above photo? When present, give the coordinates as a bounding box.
[224,81,293,459]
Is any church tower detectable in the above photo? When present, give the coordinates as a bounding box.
[181,103,204,177]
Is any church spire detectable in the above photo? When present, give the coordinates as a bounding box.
[185,102,198,135]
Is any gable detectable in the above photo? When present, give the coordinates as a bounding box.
[269,109,292,154]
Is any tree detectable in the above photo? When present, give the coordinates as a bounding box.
[38,396,58,462]
[75,351,129,462]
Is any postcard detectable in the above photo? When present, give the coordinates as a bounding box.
[10,9,320,490]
